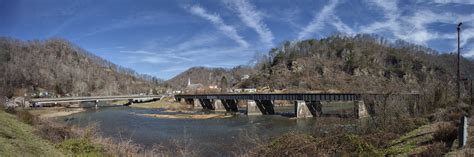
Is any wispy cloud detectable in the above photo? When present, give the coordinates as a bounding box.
[227,0,274,47]
[431,0,474,4]
[118,33,251,65]
[330,14,355,35]
[186,4,249,47]
[297,0,340,40]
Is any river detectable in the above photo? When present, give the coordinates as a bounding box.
[60,106,357,156]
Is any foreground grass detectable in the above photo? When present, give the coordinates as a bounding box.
[0,110,63,156]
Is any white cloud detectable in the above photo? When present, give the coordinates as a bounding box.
[431,0,474,4]
[330,14,355,35]
[298,0,340,40]
[227,0,274,47]
[187,4,249,48]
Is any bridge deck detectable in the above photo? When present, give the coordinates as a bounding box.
[31,95,163,104]
[175,93,361,101]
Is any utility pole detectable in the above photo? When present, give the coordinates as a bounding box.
[457,22,462,100]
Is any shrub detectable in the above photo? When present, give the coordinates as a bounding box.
[56,138,104,154]
[15,110,37,125]
[4,106,16,114]
[433,123,458,148]
[35,121,76,143]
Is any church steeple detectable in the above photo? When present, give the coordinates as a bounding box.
[187,77,191,86]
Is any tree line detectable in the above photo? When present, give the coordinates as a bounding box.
[0,37,163,98]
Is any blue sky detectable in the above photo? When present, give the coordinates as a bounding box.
[1,0,473,79]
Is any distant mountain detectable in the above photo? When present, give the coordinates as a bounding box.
[240,34,474,93]
[165,66,254,89]
[0,37,163,97]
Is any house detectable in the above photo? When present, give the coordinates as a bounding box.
[244,88,257,93]
[208,84,219,89]
[241,74,250,80]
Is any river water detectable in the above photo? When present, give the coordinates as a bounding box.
[60,106,357,156]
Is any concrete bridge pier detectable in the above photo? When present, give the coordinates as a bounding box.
[221,99,239,112]
[255,100,275,115]
[198,99,214,110]
[247,100,274,115]
[193,99,202,109]
[127,99,134,106]
[213,99,225,111]
[354,100,369,118]
[247,100,261,115]
[183,99,193,105]
[294,101,323,118]
[95,100,99,109]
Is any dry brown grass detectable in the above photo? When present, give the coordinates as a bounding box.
[417,142,448,157]
[432,122,458,148]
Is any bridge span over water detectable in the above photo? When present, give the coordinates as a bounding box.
[30,95,163,107]
[175,93,418,118]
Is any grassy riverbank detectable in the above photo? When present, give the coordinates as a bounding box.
[0,110,63,156]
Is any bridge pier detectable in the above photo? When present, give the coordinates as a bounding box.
[213,99,225,111]
[354,100,369,118]
[95,100,99,109]
[198,99,214,110]
[183,98,193,105]
[126,99,133,106]
[294,101,322,118]
[247,100,274,115]
[221,99,239,112]
[247,100,261,115]
[193,99,202,109]
[256,100,275,115]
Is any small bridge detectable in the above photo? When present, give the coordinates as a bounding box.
[175,93,418,118]
[30,95,163,107]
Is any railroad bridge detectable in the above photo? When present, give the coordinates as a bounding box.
[175,93,418,118]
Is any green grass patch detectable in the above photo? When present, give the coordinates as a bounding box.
[384,123,434,156]
[56,138,105,156]
[0,110,63,156]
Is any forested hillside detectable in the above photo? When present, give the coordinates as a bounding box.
[239,34,474,94]
[166,66,254,89]
[0,37,163,97]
